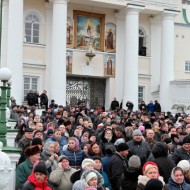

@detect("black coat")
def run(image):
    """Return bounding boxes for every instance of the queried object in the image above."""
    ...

[172,147,190,165]
[108,152,128,190]
[121,167,141,190]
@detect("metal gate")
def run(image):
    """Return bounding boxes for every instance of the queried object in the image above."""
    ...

[66,77,106,109]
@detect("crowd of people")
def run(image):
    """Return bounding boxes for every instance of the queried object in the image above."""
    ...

[11,95,190,190]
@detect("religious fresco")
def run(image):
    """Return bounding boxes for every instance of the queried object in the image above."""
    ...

[182,0,190,24]
[105,23,116,53]
[66,50,73,73]
[104,53,115,77]
[74,11,105,51]
[67,17,74,48]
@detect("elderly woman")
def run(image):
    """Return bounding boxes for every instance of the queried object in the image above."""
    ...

[49,155,76,190]
[62,137,85,169]
[72,169,104,190]
[168,167,190,189]
[41,141,58,174]
[136,161,168,190]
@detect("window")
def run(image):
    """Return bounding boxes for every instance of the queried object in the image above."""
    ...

[139,28,146,56]
[138,86,145,103]
[25,13,40,43]
[185,61,190,72]
[24,76,39,98]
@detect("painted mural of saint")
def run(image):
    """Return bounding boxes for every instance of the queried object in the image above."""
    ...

[107,56,113,75]
[106,28,114,50]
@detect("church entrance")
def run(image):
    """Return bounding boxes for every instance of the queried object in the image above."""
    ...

[66,76,106,109]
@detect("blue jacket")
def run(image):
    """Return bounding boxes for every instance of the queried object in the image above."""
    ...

[167,178,190,190]
[62,149,85,168]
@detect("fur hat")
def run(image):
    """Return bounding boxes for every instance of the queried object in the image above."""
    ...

[144,179,163,190]
[34,161,48,175]
[132,129,142,136]
[117,143,129,152]
[25,145,41,157]
[58,155,69,163]
[85,172,97,182]
[177,160,190,172]
[128,155,141,168]
[183,135,190,144]
[82,158,95,169]
[142,162,159,175]
[31,138,43,146]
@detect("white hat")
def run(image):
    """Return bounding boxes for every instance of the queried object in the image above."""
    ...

[85,172,97,182]
[177,160,190,172]
[81,158,95,169]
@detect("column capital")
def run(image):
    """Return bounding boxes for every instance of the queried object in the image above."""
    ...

[49,0,69,4]
[125,3,145,15]
[161,9,180,20]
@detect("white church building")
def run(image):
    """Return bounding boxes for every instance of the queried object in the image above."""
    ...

[2,0,190,112]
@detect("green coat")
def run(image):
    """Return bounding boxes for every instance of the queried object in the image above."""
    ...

[16,158,33,189]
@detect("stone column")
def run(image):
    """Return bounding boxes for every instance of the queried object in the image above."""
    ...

[123,5,144,110]
[160,10,179,111]
[49,0,69,106]
[6,0,23,105]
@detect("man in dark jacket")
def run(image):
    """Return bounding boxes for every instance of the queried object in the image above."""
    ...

[172,135,190,164]
[40,90,48,110]
[154,100,161,112]
[108,143,129,190]
[127,129,151,166]
[110,97,119,110]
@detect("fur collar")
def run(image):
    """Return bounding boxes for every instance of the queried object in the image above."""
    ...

[138,175,165,186]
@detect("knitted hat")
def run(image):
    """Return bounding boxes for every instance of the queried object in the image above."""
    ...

[144,179,163,190]
[85,172,97,182]
[128,155,141,168]
[33,130,43,138]
[132,129,142,136]
[117,143,129,152]
[183,135,190,144]
[31,138,43,146]
[92,156,102,163]
[142,162,159,175]
[82,158,95,169]
[58,155,69,163]
[25,145,41,157]
[34,161,48,175]
[177,160,190,172]
[25,128,34,133]
[138,125,145,132]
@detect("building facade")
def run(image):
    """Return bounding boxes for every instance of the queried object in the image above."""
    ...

[1,0,190,112]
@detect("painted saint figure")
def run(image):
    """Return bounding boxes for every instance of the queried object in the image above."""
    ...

[67,22,71,44]
[107,56,113,75]
[106,28,114,50]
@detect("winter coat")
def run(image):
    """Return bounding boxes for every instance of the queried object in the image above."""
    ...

[110,100,119,110]
[62,148,85,168]
[49,166,76,190]
[172,147,190,165]
[108,152,128,190]
[23,172,52,190]
[16,158,34,189]
[72,169,104,190]
[167,178,190,190]
[127,140,151,166]
[151,142,176,183]
[136,175,168,190]
[121,167,141,190]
